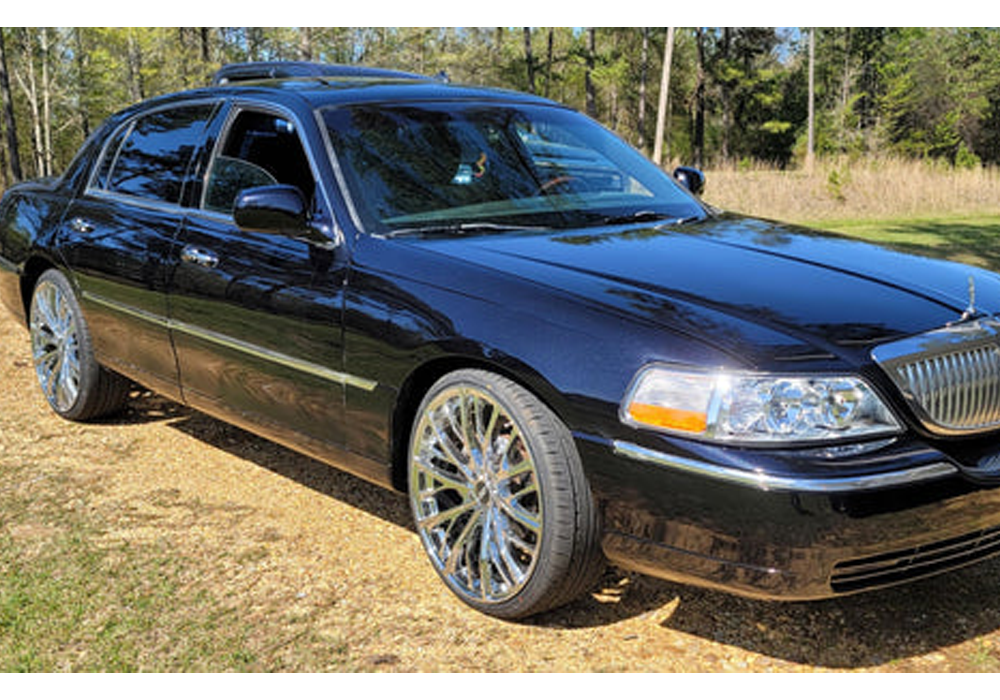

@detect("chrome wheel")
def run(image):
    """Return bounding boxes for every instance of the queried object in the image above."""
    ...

[30,277,82,413]
[410,382,543,606]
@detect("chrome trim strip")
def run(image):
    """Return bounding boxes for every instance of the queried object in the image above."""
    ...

[169,319,377,391]
[81,291,377,392]
[612,440,958,493]
[81,291,164,326]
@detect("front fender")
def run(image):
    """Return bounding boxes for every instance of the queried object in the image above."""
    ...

[341,236,727,482]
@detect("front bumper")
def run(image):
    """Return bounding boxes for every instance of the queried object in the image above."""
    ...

[579,432,1000,600]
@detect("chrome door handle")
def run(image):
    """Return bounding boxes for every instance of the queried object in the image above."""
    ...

[69,217,94,233]
[180,245,219,269]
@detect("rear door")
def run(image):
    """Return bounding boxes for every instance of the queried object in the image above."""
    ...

[60,101,219,400]
[170,102,354,455]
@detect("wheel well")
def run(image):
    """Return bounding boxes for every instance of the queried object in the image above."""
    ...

[19,257,55,317]
[388,356,563,493]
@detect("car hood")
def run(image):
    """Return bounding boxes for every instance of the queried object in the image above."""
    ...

[409,213,1000,368]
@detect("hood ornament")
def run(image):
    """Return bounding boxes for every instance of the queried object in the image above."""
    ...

[951,275,978,325]
[966,275,977,318]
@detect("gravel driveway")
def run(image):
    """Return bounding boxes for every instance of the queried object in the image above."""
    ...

[2,307,1000,672]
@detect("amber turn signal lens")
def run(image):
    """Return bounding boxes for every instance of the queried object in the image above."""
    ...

[627,402,708,433]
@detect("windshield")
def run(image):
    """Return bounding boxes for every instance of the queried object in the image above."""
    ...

[322,101,705,236]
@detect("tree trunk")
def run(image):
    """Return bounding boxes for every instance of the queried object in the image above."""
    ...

[585,27,597,119]
[40,28,53,177]
[524,27,538,95]
[692,27,707,168]
[653,27,675,166]
[806,27,815,171]
[636,27,649,153]
[0,28,22,182]
[299,27,313,61]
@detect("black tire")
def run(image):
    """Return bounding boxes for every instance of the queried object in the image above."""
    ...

[408,369,603,619]
[29,269,131,421]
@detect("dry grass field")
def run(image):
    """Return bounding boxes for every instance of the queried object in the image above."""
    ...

[704,157,1000,224]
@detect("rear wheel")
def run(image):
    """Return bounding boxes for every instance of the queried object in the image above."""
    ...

[29,269,130,421]
[408,369,603,619]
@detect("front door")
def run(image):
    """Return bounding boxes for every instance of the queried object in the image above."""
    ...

[169,105,351,455]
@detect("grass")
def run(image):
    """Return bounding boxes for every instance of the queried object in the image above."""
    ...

[0,460,244,672]
[704,156,1000,270]
[0,456,350,672]
[815,215,1000,271]
[705,156,1000,225]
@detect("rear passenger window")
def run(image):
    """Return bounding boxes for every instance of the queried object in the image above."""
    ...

[102,104,215,204]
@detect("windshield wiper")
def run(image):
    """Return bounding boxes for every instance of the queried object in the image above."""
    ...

[600,211,701,226]
[385,222,553,238]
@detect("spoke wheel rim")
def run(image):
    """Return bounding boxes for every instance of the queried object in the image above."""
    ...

[410,385,543,606]
[30,279,82,413]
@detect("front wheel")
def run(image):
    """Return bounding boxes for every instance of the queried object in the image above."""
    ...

[408,369,603,619]
[29,269,131,421]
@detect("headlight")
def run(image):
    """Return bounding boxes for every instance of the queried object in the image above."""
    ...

[621,365,902,444]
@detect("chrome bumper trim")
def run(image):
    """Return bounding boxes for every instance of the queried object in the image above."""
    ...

[612,440,958,493]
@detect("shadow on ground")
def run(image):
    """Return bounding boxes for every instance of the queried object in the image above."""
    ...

[108,390,1000,670]
[845,218,1000,271]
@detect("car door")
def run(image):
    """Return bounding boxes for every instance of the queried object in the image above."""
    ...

[170,103,354,458]
[59,100,219,401]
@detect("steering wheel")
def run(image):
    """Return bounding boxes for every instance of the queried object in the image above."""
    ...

[536,175,576,195]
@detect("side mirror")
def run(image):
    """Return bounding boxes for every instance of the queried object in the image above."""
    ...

[234,184,311,235]
[673,166,706,196]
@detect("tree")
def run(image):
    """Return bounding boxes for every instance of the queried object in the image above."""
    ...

[653,27,675,165]
[1,26,999,186]
[0,28,22,182]
[881,28,1000,164]
[523,28,536,94]
[806,28,815,170]
[584,28,597,118]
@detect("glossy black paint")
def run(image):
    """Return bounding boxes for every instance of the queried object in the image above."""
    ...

[4,71,1000,602]
[233,185,311,236]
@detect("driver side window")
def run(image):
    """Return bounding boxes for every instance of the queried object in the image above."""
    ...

[203,109,316,215]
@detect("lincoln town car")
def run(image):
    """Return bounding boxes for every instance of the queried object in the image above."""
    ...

[3,62,1000,618]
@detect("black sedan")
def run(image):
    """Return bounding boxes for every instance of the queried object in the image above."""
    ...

[3,61,1000,619]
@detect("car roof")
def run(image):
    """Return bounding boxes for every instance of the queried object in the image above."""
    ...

[102,62,563,129]
[197,62,556,110]
[211,61,434,85]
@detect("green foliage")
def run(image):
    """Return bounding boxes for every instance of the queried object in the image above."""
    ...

[880,28,1000,165]
[1,26,1000,185]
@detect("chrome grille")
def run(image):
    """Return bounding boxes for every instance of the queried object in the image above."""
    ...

[895,346,1000,431]
[872,318,1000,435]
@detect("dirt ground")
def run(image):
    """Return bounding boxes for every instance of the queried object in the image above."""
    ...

[4,307,1000,673]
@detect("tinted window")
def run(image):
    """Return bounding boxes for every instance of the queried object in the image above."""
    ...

[322,102,704,235]
[93,123,130,191]
[203,110,315,214]
[106,104,214,204]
